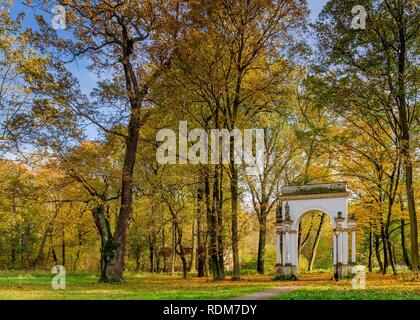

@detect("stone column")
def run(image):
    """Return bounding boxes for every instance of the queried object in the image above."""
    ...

[290,230,298,267]
[276,232,281,264]
[281,204,294,276]
[335,212,345,268]
[281,232,285,265]
[351,229,356,263]
[342,229,349,265]
[337,230,343,264]
[284,231,290,264]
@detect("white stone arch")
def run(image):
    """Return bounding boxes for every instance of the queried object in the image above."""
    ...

[275,182,357,278]
[293,209,334,272]
[293,206,335,230]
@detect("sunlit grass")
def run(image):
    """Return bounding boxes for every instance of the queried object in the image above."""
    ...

[0,271,277,300]
[272,287,420,300]
[0,271,418,300]
[271,272,420,300]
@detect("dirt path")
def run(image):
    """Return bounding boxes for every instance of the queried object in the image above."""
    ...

[230,286,298,300]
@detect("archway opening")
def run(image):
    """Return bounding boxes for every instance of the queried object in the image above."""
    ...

[297,211,333,273]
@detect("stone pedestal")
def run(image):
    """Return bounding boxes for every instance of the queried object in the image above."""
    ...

[343,263,357,276]
[336,263,354,277]
[275,263,297,277]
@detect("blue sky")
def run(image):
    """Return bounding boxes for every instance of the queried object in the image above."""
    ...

[9,0,328,140]
[12,0,328,95]
[308,0,328,20]
[11,1,98,95]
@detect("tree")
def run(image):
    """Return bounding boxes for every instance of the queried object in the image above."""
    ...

[246,118,293,274]
[163,0,308,280]
[314,0,419,275]
[0,2,50,154]
[26,0,189,281]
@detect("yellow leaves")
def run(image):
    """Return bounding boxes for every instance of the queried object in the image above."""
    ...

[36,165,65,184]
[13,213,25,224]
[18,55,50,84]
[0,9,51,100]
[80,140,101,153]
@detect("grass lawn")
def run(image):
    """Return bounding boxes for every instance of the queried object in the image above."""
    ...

[0,270,418,300]
[0,271,276,300]
[271,272,420,300]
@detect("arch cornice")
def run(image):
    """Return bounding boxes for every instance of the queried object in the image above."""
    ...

[279,192,351,201]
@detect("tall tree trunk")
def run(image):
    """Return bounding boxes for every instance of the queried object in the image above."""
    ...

[31,223,53,268]
[229,159,240,280]
[404,157,419,274]
[11,242,17,269]
[257,211,267,274]
[374,235,383,272]
[171,223,176,276]
[162,225,167,272]
[205,168,221,279]
[301,215,314,250]
[175,224,188,279]
[296,214,315,265]
[256,201,268,274]
[105,113,140,281]
[135,250,140,272]
[50,234,58,265]
[196,181,206,277]
[386,236,397,275]
[297,222,302,263]
[368,226,373,272]
[155,244,161,273]
[381,227,389,274]
[397,12,419,275]
[83,201,115,282]
[308,214,325,271]
[61,225,66,267]
[11,192,17,269]
[73,227,83,271]
[189,222,197,272]
[179,251,188,279]
[204,246,209,277]
[400,218,412,269]
[90,204,118,282]
[102,44,146,281]
[32,207,60,269]
[149,235,155,273]
[166,201,189,279]
[214,165,225,279]
[21,224,31,269]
